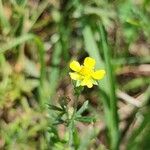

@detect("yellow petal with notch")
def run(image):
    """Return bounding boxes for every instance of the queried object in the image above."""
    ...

[92,70,106,80]
[83,57,96,69]
[69,61,81,72]
[81,77,93,88]
[69,72,81,80]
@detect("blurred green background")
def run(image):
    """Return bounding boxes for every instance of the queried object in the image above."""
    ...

[0,0,150,149]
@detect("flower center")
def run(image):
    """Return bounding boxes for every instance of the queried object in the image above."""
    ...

[79,66,93,77]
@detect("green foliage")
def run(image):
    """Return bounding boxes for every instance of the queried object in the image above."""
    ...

[0,0,150,149]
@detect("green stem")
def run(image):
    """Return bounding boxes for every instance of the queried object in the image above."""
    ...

[69,87,80,149]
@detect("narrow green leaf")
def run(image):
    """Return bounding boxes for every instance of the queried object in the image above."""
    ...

[0,0,10,33]
[75,116,96,123]
[76,100,89,115]
[99,24,119,150]
[48,104,64,112]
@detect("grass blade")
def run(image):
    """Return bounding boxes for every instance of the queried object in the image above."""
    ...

[99,24,119,150]
[0,0,10,34]
[0,34,34,53]
[83,24,113,147]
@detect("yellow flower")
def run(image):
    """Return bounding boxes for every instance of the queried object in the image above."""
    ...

[69,57,106,88]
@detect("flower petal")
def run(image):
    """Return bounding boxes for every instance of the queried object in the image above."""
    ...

[69,72,81,80]
[81,77,93,88]
[84,57,95,69]
[87,82,93,88]
[92,70,106,80]
[69,61,81,72]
